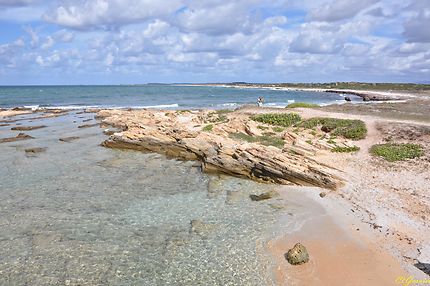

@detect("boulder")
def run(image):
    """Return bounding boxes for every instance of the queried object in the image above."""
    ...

[285,243,309,265]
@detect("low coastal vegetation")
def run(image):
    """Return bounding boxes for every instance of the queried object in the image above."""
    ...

[229,132,285,148]
[251,113,367,140]
[251,113,301,127]
[202,124,213,132]
[299,117,367,140]
[225,82,430,91]
[331,146,360,153]
[286,102,319,109]
[370,143,424,161]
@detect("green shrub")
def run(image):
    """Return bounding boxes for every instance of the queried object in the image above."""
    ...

[286,102,319,108]
[257,125,269,130]
[229,132,285,148]
[331,146,360,153]
[299,117,367,140]
[306,139,312,145]
[251,113,301,127]
[202,124,213,132]
[370,143,424,161]
[272,127,284,132]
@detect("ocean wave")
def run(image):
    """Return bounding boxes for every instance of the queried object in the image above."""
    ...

[217,102,238,107]
[35,103,180,110]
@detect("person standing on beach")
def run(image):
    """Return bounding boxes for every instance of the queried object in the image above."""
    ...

[257,97,264,107]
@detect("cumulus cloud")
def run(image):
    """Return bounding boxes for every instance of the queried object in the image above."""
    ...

[402,0,430,43]
[309,0,378,22]
[0,0,33,7]
[1,0,429,83]
[43,0,183,30]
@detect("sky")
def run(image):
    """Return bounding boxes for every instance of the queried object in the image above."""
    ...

[0,0,429,85]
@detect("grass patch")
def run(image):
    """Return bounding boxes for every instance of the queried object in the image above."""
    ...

[286,102,319,108]
[251,113,301,127]
[331,146,360,153]
[370,143,424,162]
[299,117,367,140]
[229,132,285,148]
[327,139,336,144]
[202,124,213,132]
[257,125,269,130]
[215,109,233,115]
[306,139,312,145]
[272,126,284,132]
[176,110,190,114]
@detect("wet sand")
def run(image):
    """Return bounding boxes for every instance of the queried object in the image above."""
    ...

[268,187,410,285]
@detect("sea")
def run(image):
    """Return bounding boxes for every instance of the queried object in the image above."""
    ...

[0,84,359,109]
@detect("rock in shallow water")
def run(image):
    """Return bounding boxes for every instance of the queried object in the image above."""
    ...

[59,136,80,142]
[285,243,309,265]
[11,125,46,131]
[190,219,217,239]
[0,133,34,143]
[24,147,47,154]
[249,190,278,201]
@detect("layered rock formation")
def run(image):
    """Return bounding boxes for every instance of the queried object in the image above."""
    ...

[98,109,344,190]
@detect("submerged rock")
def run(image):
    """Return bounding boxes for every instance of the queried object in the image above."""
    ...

[11,125,46,131]
[249,190,278,201]
[226,190,244,204]
[78,123,99,129]
[285,243,309,265]
[190,219,217,239]
[0,133,34,143]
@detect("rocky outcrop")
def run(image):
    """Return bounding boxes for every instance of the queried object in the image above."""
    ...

[98,109,344,190]
[325,89,402,101]
[285,243,309,265]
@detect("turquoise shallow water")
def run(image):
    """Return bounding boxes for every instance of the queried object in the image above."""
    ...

[0,85,359,109]
[0,111,295,285]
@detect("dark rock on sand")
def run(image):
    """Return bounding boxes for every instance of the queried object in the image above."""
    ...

[59,136,80,142]
[78,123,99,129]
[285,243,310,265]
[319,192,327,198]
[24,147,47,154]
[250,190,278,201]
[321,125,334,133]
[11,125,46,131]
[0,133,34,143]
